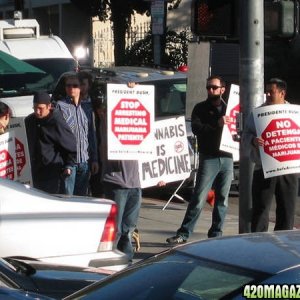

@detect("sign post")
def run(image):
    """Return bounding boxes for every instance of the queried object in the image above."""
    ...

[151,0,166,65]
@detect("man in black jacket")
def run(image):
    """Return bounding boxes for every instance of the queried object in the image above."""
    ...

[167,75,233,244]
[25,92,77,193]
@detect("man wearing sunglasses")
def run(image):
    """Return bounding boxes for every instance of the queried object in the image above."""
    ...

[167,75,233,244]
[55,73,98,196]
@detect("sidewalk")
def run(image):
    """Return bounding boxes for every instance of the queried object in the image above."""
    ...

[134,196,240,262]
[134,195,299,262]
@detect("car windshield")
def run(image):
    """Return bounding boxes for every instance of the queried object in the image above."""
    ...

[69,252,268,300]
[142,79,187,117]
[0,58,77,98]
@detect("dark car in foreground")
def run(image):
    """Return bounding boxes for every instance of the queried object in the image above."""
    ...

[64,230,300,299]
[0,257,110,299]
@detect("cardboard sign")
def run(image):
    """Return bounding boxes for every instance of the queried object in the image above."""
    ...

[107,84,155,160]
[253,104,300,178]
[7,117,32,184]
[220,84,240,161]
[139,116,191,188]
[0,132,17,180]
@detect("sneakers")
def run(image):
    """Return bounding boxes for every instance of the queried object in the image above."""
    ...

[166,235,187,245]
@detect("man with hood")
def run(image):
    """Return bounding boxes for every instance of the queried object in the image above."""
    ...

[167,75,233,244]
[25,92,77,193]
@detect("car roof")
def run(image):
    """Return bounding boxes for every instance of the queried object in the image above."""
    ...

[84,66,187,84]
[176,230,300,274]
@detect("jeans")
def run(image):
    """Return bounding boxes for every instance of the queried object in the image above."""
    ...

[63,162,90,196]
[177,155,233,239]
[104,183,142,262]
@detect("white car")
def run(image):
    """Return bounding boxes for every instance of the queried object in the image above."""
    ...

[0,178,128,271]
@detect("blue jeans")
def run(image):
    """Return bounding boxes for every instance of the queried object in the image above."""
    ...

[177,155,233,239]
[104,183,142,262]
[63,162,90,196]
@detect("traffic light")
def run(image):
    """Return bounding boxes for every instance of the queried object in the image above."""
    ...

[191,0,298,40]
[264,0,297,38]
[191,0,237,39]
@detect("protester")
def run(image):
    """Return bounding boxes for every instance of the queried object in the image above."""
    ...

[166,75,233,244]
[78,70,93,104]
[243,78,298,232]
[0,102,11,135]
[78,70,100,195]
[92,82,140,262]
[25,92,77,193]
[55,73,98,196]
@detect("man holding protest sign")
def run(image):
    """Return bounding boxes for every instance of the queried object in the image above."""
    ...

[243,78,298,232]
[167,75,233,244]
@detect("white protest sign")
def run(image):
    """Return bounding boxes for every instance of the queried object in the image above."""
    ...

[8,117,32,184]
[139,116,191,188]
[220,84,240,161]
[0,131,17,180]
[107,84,155,160]
[253,104,300,178]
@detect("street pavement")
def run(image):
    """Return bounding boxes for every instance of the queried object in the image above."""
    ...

[133,193,300,263]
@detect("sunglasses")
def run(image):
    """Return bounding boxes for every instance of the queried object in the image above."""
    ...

[66,83,80,88]
[206,85,222,90]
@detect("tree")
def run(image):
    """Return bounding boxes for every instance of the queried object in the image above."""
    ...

[70,0,181,65]
[125,28,191,68]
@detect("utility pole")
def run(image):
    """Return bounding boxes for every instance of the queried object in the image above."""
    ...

[239,0,265,233]
[151,0,166,65]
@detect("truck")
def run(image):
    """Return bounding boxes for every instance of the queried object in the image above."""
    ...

[0,16,77,117]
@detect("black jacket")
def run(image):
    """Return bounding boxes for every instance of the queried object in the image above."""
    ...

[25,109,77,180]
[191,98,232,157]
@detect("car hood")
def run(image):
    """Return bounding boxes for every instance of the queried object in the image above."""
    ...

[176,230,300,274]
[6,259,110,299]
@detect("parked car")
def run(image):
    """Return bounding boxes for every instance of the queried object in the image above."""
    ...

[52,66,188,120]
[0,287,52,300]
[0,257,110,299]
[64,230,300,299]
[0,178,128,271]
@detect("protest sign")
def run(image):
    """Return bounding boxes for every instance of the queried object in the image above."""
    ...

[139,116,191,188]
[107,84,155,160]
[7,117,32,184]
[220,84,240,161]
[0,132,17,180]
[253,104,300,178]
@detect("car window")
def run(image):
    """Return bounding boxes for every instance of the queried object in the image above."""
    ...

[0,58,77,98]
[0,73,54,98]
[68,252,267,300]
[148,80,187,118]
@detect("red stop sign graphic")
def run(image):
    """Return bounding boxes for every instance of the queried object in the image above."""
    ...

[111,99,150,145]
[227,104,240,136]
[15,138,26,176]
[261,118,300,162]
[0,150,15,180]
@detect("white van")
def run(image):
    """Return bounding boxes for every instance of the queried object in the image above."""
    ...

[0,18,77,117]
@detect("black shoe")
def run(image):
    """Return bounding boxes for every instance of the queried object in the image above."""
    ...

[166,235,187,245]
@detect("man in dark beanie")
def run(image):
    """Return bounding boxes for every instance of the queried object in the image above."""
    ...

[25,91,77,193]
